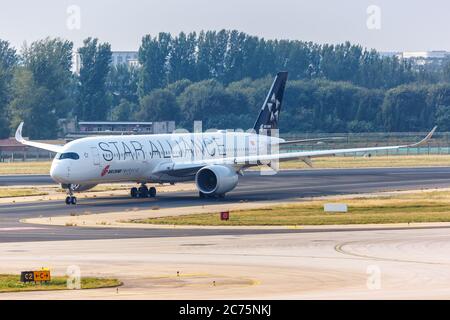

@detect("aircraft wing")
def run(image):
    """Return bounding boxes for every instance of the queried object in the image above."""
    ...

[15,122,64,153]
[164,126,437,173]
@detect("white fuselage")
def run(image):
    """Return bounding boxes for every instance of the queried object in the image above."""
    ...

[50,132,281,185]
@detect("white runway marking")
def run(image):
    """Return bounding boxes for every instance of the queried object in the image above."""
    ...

[0,227,46,232]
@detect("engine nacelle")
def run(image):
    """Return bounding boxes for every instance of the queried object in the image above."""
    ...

[62,184,98,192]
[195,165,239,196]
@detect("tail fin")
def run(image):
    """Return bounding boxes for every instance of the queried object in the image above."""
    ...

[253,71,288,133]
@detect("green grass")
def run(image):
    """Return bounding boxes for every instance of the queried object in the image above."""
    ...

[133,190,450,226]
[0,189,48,198]
[0,274,121,293]
[281,155,450,169]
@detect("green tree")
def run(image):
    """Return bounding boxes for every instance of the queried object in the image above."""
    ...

[443,57,450,82]
[138,33,171,96]
[435,105,450,131]
[0,40,18,71]
[22,38,76,118]
[137,89,180,122]
[223,30,246,83]
[0,68,11,138]
[168,32,197,83]
[110,99,139,121]
[77,38,112,120]
[427,83,450,131]
[226,76,272,114]
[382,85,429,131]
[107,64,139,107]
[177,79,247,129]
[166,79,192,96]
[354,88,384,129]
[9,68,56,139]
[285,41,311,80]
[136,30,422,90]
[0,40,18,137]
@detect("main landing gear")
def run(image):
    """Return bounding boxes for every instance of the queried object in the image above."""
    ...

[131,184,157,198]
[65,186,77,205]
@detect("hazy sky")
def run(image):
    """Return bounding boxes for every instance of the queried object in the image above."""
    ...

[0,0,448,52]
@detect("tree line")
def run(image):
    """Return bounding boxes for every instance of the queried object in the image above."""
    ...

[1,30,450,139]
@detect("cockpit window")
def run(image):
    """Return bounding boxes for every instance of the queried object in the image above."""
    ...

[59,152,80,160]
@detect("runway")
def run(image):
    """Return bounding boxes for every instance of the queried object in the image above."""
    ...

[3,227,450,299]
[0,174,53,186]
[2,167,450,243]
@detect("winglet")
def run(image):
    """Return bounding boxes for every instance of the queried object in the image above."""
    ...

[15,122,25,143]
[408,126,437,148]
[14,122,64,153]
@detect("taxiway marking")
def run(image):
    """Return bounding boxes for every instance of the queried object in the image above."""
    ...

[0,227,47,231]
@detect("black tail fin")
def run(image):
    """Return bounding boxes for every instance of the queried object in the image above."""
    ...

[253,71,288,133]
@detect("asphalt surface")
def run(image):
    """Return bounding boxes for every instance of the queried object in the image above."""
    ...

[0,174,53,186]
[2,167,450,243]
[4,227,450,299]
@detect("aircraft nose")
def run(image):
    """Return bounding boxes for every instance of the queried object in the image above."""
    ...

[50,161,69,183]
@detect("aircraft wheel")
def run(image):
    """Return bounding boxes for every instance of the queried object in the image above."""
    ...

[66,196,77,205]
[148,187,156,198]
[138,186,149,198]
[130,187,138,198]
[199,191,206,199]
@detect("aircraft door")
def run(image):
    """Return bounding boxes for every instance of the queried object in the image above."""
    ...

[91,147,100,166]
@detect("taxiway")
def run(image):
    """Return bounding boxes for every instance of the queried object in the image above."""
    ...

[1,167,450,243]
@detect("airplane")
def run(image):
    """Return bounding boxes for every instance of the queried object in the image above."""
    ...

[15,71,437,205]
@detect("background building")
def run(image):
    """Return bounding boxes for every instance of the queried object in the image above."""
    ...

[380,50,450,67]
[110,51,139,67]
[65,121,176,139]
[73,51,139,74]
[401,50,450,68]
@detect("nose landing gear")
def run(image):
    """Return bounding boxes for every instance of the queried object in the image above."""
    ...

[64,185,77,205]
[65,196,77,205]
[130,184,157,198]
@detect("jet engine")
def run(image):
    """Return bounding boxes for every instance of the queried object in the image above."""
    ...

[195,165,239,196]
